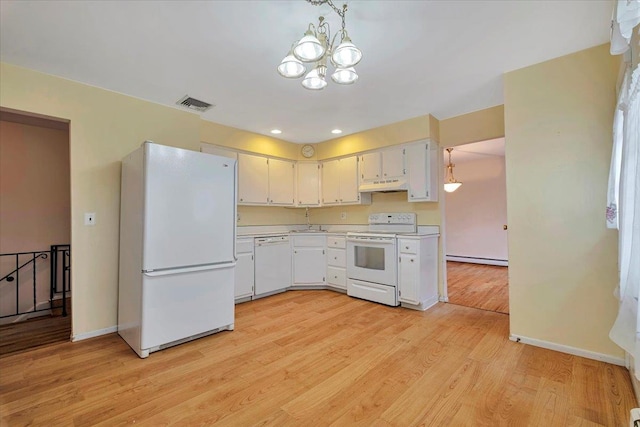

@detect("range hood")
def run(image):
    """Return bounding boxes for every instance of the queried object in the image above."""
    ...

[358,178,408,193]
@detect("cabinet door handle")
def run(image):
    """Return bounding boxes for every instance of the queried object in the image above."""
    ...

[410,259,414,262]
[405,246,409,250]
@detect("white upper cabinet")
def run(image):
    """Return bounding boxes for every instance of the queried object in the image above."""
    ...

[238,153,295,206]
[382,147,405,179]
[406,141,439,202]
[360,147,405,184]
[296,162,321,207]
[322,156,370,205]
[321,159,341,205]
[360,152,382,182]
[238,153,269,205]
[268,158,295,205]
[338,156,361,204]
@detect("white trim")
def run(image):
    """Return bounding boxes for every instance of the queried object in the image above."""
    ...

[401,295,439,311]
[626,352,640,406]
[72,325,117,342]
[509,334,625,366]
[446,255,508,267]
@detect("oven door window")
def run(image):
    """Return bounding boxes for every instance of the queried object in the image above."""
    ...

[354,246,385,270]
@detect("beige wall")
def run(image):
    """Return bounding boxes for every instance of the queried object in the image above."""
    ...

[316,115,433,159]
[504,44,622,357]
[0,62,311,335]
[0,62,204,337]
[200,120,301,160]
[440,105,504,147]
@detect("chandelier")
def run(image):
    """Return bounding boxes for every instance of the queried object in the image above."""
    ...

[277,0,362,90]
[444,148,463,193]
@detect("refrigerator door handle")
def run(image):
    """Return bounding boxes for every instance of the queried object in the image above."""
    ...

[233,160,238,262]
[143,262,236,277]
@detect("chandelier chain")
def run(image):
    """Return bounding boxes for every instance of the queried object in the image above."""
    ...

[306,0,348,40]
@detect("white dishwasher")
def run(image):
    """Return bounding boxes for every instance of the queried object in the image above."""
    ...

[254,235,292,297]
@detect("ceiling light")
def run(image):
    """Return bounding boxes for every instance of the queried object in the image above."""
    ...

[331,67,358,85]
[331,129,342,134]
[278,0,362,91]
[444,148,463,193]
[301,65,328,90]
[277,52,305,78]
[270,129,282,134]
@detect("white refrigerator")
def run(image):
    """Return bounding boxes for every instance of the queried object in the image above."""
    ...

[118,141,236,358]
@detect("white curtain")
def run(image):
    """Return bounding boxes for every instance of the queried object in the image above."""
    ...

[610,0,640,55]
[609,62,640,378]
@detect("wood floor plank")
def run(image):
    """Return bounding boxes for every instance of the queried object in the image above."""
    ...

[0,290,634,426]
[447,261,509,314]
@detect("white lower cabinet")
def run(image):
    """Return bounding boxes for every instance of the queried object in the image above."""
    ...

[326,234,347,290]
[235,238,255,301]
[398,235,439,310]
[292,234,326,287]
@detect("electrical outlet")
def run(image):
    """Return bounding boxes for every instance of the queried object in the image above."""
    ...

[237,213,241,221]
[340,212,347,220]
[84,212,96,226]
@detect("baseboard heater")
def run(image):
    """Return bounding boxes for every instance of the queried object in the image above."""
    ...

[446,255,508,267]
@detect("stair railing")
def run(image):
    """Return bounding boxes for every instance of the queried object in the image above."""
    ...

[0,245,71,319]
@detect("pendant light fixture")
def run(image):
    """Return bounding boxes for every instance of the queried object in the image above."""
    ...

[277,0,362,90]
[444,148,463,193]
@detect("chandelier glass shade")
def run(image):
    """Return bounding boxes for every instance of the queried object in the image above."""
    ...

[444,148,463,193]
[277,52,306,79]
[302,65,328,90]
[331,66,358,84]
[278,1,362,90]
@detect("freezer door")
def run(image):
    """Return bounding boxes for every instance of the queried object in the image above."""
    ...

[140,265,235,351]
[143,143,236,271]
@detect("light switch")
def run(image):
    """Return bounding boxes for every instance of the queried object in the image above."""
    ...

[85,212,96,226]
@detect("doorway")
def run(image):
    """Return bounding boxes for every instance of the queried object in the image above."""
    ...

[0,108,72,355]
[442,138,509,314]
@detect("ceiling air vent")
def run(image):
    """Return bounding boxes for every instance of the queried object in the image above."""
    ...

[176,95,214,112]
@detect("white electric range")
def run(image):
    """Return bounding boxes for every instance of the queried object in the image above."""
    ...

[346,213,418,306]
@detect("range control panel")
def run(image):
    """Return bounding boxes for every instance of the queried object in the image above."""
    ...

[368,213,416,226]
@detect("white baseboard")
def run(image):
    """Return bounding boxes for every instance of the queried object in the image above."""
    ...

[509,334,625,366]
[401,295,439,311]
[72,325,117,342]
[626,353,640,406]
[446,256,508,267]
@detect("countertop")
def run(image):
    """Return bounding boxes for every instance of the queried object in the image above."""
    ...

[237,224,439,238]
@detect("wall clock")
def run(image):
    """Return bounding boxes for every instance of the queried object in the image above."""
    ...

[301,144,315,158]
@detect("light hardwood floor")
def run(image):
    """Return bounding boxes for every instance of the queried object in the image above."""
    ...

[0,291,634,426]
[447,261,509,314]
[0,298,71,357]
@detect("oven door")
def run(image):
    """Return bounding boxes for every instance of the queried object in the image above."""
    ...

[346,235,397,287]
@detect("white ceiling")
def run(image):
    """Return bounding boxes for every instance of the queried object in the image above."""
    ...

[0,1,612,144]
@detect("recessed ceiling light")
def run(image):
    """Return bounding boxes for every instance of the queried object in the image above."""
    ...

[331,129,343,134]
[270,129,282,134]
